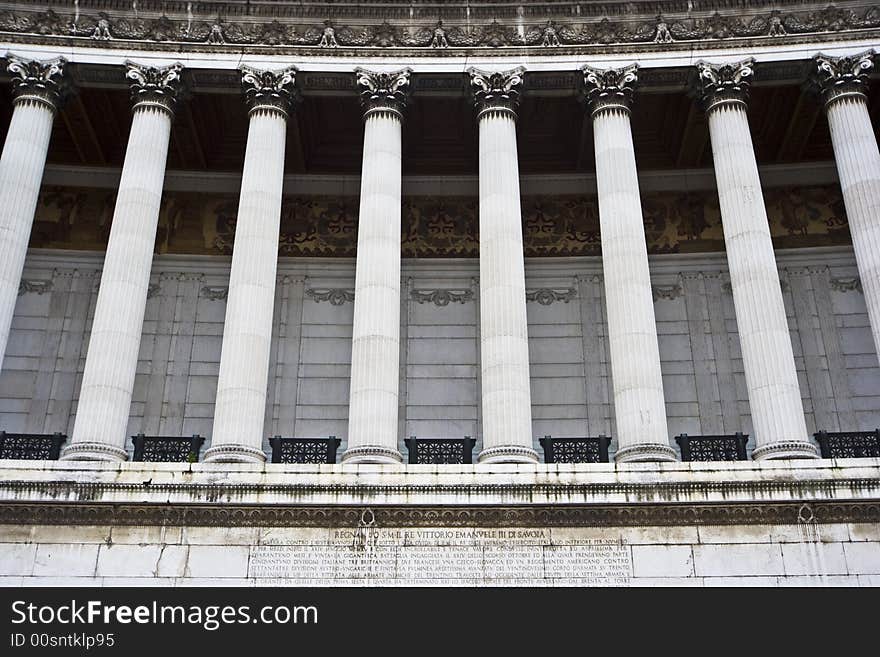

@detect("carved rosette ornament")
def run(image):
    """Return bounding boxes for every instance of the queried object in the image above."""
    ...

[811,51,875,109]
[355,67,411,120]
[5,53,69,112]
[125,61,184,116]
[240,65,300,119]
[468,67,525,120]
[580,63,638,117]
[694,58,755,114]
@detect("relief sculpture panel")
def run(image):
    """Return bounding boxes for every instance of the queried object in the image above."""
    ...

[28,185,851,257]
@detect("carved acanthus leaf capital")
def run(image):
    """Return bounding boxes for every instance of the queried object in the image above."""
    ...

[240,65,300,118]
[6,53,70,112]
[811,51,875,109]
[694,58,755,114]
[126,61,185,116]
[355,67,411,119]
[580,64,638,116]
[468,66,525,119]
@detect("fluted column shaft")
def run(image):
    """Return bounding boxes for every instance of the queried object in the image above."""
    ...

[469,67,537,463]
[65,62,182,461]
[0,56,67,371]
[698,60,816,460]
[343,68,410,463]
[814,52,880,365]
[583,64,675,462]
[205,66,297,463]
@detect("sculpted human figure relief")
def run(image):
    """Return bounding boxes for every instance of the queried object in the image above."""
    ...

[431,21,448,48]
[319,23,338,48]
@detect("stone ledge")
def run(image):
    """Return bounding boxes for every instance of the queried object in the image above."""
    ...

[0,460,877,519]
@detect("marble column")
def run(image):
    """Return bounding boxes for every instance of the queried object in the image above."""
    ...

[581,65,675,462]
[342,68,411,464]
[812,51,880,366]
[0,55,69,371]
[696,59,816,460]
[63,62,184,461]
[468,68,538,464]
[205,67,299,463]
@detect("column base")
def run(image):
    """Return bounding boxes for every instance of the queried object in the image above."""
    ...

[752,440,819,460]
[478,445,540,464]
[341,445,403,465]
[203,444,267,464]
[60,442,128,462]
[615,443,678,463]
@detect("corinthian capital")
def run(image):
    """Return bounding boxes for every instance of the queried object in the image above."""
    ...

[468,67,525,119]
[6,53,70,112]
[694,58,755,114]
[580,64,638,117]
[355,67,411,119]
[241,65,300,119]
[811,51,875,109]
[126,61,185,116]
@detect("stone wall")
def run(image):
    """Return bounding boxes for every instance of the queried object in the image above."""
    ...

[2,245,878,459]
[1,521,879,587]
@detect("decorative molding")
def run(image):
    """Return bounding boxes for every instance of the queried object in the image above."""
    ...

[526,288,577,305]
[17,279,52,296]
[0,4,878,55]
[305,288,354,305]
[830,276,863,293]
[5,53,69,111]
[694,58,755,113]
[200,285,228,301]
[580,63,638,117]
[0,498,877,528]
[652,284,684,301]
[410,288,473,306]
[125,60,184,116]
[468,67,525,119]
[355,67,411,119]
[240,65,300,118]
[811,50,875,108]
[146,283,160,299]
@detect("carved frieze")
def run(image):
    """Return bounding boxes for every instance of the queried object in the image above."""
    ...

[526,288,577,305]
[306,288,355,305]
[410,289,473,306]
[28,185,852,258]
[0,3,877,55]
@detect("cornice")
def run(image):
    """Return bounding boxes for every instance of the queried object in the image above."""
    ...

[0,2,877,57]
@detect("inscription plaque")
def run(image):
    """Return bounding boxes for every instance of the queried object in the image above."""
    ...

[248,526,633,586]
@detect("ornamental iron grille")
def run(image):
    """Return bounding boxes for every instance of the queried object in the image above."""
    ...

[814,430,880,459]
[132,434,204,462]
[405,436,476,464]
[675,432,749,462]
[270,436,341,464]
[539,435,611,463]
[0,432,66,460]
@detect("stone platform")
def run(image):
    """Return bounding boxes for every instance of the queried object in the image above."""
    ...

[0,460,878,586]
